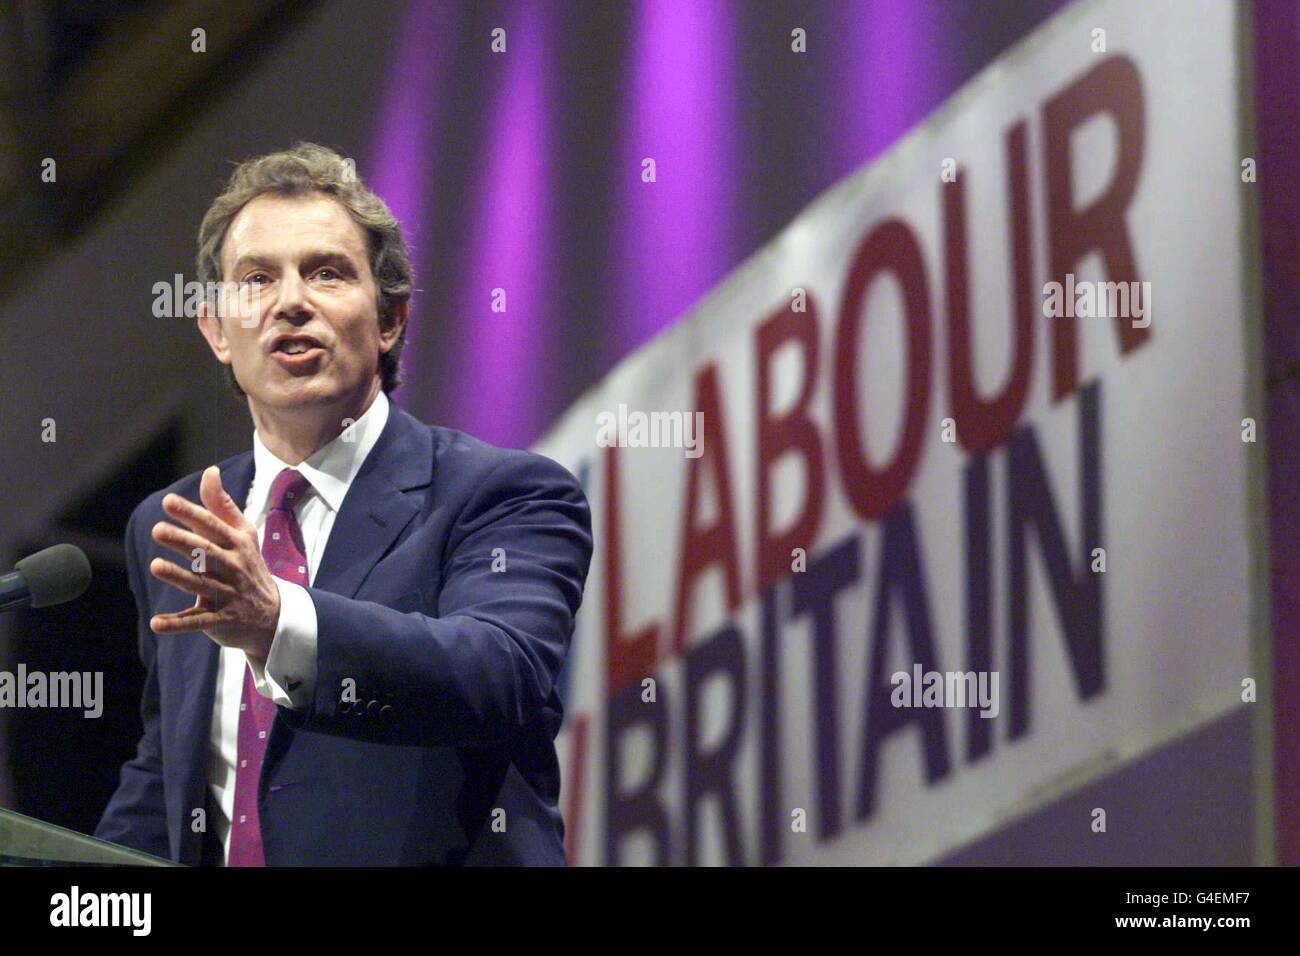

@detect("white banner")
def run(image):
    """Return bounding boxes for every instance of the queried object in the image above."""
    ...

[536,0,1254,866]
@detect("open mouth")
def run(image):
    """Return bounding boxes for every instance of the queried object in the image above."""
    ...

[269,335,325,369]
[271,342,324,369]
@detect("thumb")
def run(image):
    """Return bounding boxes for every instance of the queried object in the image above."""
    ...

[201,465,247,528]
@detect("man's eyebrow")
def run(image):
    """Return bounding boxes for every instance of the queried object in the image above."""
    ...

[227,253,272,273]
[228,249,360,273]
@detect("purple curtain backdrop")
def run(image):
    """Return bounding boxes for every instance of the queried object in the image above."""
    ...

[363,0,1072,450]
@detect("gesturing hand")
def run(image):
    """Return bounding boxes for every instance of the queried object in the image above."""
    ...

[148,465,281,666]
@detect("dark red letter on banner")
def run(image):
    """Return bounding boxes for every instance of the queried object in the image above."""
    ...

[755,300,825,591]
[604,445,659,698]
[1043,54,1151,402]
[834,219,933,520]
[673,364,743,653]
[945,121,1036,454]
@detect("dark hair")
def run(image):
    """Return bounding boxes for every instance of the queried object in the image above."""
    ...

[195,142,413,396]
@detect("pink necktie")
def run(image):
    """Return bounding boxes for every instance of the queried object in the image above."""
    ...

[227,467,312,867]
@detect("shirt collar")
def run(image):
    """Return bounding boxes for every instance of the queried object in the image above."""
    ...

[246,389,391,519]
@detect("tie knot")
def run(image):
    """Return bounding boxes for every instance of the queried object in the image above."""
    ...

[268,468,312,513]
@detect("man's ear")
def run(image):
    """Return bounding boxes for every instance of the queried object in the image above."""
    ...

[379,299,409,353]
[196,298,231,364]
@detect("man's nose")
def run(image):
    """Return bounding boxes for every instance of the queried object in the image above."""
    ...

[272,270,311,321]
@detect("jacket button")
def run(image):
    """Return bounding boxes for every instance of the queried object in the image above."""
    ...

[379,705,393,721]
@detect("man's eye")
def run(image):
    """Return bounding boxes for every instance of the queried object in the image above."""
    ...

[315,268,339,280]
[244,273,269,285]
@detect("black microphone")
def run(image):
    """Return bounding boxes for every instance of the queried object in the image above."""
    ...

[0,544,92,612]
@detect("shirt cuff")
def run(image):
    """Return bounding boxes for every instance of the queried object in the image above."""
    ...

[247,577,318,710]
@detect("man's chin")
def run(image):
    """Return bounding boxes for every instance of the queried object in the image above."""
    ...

[248,379,337,409]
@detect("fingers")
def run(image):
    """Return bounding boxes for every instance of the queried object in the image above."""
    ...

[161,491,241,549]
[149,555,238,604]
[151,520,236,577]
[149,468,263,640]
[150,606,224,635]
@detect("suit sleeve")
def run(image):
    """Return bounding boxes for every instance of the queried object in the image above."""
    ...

[93,506,172,860]
[282,450,593,748]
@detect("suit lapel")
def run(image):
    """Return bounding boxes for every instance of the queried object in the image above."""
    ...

[311,404,432,599]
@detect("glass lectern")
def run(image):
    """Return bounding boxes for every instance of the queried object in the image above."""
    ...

[0,807,175,865]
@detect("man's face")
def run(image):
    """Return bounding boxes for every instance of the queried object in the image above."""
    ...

[198,192,402,413]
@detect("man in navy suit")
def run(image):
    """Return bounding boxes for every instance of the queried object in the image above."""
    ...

[94,143,592,865]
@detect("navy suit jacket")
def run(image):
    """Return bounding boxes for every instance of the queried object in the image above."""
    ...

[94,402,592,865]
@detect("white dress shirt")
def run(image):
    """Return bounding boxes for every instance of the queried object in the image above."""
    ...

[205,389,390,865]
